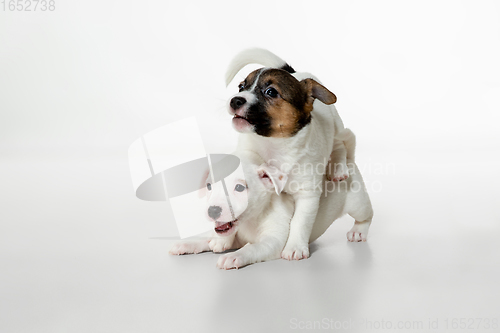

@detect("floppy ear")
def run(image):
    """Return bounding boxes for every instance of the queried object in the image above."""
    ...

[256,164,288,195]
[301,78,337,111]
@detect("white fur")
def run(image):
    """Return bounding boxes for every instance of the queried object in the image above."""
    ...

[169,50,373,268]
[169,136,373,269]
[169,150,295,269]
[326,128,356,181]
[226,49,347,260]
[311,130,373,243]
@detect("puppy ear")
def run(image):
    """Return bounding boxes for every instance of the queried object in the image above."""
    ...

[257,164,288,195]
[301,78,337,111]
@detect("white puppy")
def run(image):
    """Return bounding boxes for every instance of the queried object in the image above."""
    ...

[225,48,348,260]
[169,150,294,270]
[169,131,373,269]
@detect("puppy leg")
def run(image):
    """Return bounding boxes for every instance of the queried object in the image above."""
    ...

[169,230,218,255]
[326,140,349,182]
[209,233,237,253]
[217,236,285,269]
[344,169,373,242]
[169,239,211,255]
[326,129,356,182]
[281,193,320,260]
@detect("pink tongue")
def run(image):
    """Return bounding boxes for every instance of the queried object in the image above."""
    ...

[215,222,231,231]
[233,117,251,130]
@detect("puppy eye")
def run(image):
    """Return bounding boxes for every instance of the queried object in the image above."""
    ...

[265,87,278,98]
[238,83,245,92]
[206,183,212,191]
[234,184,246,192]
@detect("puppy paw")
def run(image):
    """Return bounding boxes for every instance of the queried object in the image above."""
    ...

[169,240,208,255]
[346,222,370,242]
[281,243,310,260]
[332,173,349,182]
[326,162,349,182]
[209,237,233,253]
[217,252,247,270]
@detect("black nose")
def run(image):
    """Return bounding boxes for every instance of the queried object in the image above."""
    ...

[230,96,246,110]
[208,206,222,220]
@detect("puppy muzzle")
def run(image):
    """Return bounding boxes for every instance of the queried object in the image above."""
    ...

[214,220,238,235]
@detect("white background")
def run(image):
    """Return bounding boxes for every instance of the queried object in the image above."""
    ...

[1,1,500,332]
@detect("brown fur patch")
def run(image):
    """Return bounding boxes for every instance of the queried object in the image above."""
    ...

[301,78,337,112]
[240,69,262,90]
[266,99,303,137]
[238,68,336,138]
[256,70,310,137]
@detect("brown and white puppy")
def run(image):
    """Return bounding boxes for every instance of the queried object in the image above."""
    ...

[226,48,350,260]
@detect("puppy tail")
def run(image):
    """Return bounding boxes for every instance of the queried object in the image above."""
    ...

[225,48,295,86]
[336,128,356,162]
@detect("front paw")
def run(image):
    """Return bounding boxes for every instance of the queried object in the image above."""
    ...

[209,237,233,253]
[216,252,247,270]
[281,242,310,260]
[169,240,208,255]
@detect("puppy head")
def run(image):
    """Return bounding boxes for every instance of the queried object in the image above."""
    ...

[204,165,247,237]
[228,68,336,138]
[203,158,288,237]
